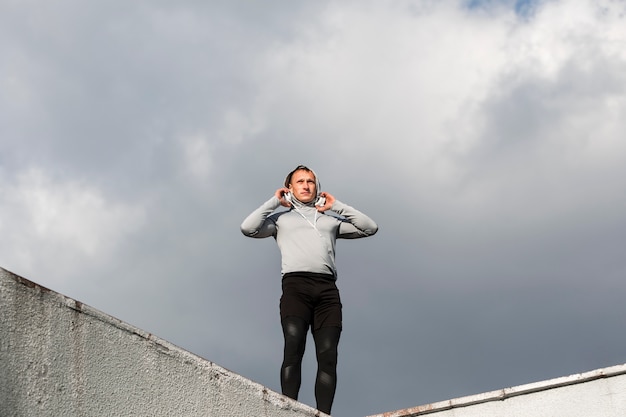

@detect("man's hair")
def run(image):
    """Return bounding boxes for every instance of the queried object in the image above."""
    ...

[284,165,315,187]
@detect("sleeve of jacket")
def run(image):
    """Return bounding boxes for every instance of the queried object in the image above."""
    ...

[240,197,281,238]
[331,200,378,239]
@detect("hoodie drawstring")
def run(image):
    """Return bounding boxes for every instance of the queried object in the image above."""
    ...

[292,202,322,237]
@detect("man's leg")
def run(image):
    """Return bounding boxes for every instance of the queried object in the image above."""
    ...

[312,326,341,415]
[280,316,309,400]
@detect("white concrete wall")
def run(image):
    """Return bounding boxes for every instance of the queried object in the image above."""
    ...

[3,265,625,417]
[367,364,626,417]
[0,267,327,417]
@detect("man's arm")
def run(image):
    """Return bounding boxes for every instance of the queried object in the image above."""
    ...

[331,199,379,239]
[240,196,282,238]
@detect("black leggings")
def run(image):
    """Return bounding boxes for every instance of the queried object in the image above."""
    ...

[280,316,341,415]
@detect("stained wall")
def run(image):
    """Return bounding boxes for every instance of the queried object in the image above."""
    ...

[0,267,327,417]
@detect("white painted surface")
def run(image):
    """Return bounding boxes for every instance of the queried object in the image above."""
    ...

[367,364,626,417]
[0,267,327,417]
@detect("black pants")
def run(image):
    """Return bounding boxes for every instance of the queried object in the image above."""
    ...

[281,317,341,415]
[279,273,342,415]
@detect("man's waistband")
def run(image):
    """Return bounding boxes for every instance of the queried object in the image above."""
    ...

[282,271,337,281]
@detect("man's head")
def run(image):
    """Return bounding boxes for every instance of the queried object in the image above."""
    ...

[285,165,318,204]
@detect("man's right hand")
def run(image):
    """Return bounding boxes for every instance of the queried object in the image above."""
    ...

[275,188,292,207]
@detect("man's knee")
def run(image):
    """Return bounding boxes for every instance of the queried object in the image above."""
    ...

[282,316,309,357]
[314,326,340,367]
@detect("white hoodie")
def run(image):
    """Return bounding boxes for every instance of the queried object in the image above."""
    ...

[240,192,378,278]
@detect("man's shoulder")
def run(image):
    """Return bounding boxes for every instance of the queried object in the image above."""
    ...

[269,209,293,221]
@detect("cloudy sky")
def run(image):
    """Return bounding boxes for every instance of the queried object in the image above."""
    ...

[2,0,626,415]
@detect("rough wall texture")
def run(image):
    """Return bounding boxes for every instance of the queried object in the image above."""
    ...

[3,265,625,417]
[0,267,327,417]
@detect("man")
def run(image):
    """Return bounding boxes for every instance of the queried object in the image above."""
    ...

[240,165,378,415]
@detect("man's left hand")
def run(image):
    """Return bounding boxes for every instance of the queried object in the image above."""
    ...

[316,192,334,212]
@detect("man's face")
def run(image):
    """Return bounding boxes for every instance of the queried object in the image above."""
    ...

[289,169,317,203]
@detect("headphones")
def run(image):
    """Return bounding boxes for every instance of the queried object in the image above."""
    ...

[283,192,326,207]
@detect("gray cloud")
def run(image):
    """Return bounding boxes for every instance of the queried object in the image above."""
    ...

[2,1,626,416]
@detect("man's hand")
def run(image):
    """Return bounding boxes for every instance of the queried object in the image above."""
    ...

[275,187,292,207]
[316,192,335,212]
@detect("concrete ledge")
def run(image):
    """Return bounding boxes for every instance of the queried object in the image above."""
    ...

[4,264,625,417]
[367,363,626,417]
[0,267,327,417]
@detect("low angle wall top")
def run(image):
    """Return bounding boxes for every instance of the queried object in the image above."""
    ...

[0,267,327,417]
[3,265,625,417]
[367,364,626,417]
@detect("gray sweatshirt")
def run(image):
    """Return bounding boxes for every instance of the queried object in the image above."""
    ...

[240,196,378,277]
